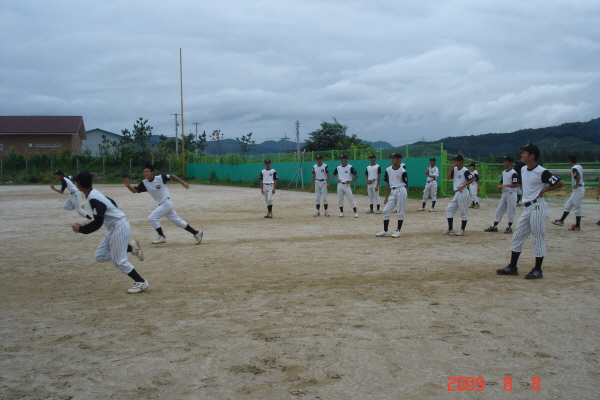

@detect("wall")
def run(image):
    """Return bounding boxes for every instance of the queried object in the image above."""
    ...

[0,134,76,155]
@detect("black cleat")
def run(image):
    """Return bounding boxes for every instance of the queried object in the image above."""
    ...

[525,269,543,280]
[496,265,519,275]
[485,226,499,232]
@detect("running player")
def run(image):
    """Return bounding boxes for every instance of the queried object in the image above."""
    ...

[124,165,202,244]
[444,155,476,236]
[418,157,438,212]
[311,155,330,217]
[468,162,480,209]
[365,154,381,214]
[333,154,359,218]
[484,156,520,233]
[71,171,148,294]
[260,158,278,219]
[50,170,92,220]
[376,153,408,238]
[496,143,564,279]
[551,155,585,231]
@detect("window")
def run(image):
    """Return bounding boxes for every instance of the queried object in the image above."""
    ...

[33,143,62,148]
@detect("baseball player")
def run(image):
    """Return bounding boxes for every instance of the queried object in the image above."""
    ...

[376,153,408,238]
[551,155,585,231]
[365,154,381,214]
[444,155,476,236]
[333,154,359,218]
[71,171,148,294]
[124,164,202,244]
[310,155,330,217]
[260,158,278,219]
[468,162,480,209]
[484,156,520,234]
[50,170,92,220]
[496,144,564,279]
[418,157,438,212]
[597,184,600,226]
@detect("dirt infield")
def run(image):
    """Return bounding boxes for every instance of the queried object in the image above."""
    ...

[1,184,599,399]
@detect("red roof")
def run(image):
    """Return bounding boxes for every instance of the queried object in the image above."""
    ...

[0,116,86,139]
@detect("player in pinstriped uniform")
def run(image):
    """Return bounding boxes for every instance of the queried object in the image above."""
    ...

[551,154,585,231]
[50,170,92,220]
[124,164,202,244]
[376,153,408,238]
[468,162,480,208]
[333,154,359,218]
[260,158,278,219]
[484,156,520,234]
[311,155,330,217]
[444,155,476,236]
[496,144,564,279]
[71,171,148,294]
[365,154,381,214]
[418,157,438,212]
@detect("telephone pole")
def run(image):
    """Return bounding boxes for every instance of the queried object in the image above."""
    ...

[281,133,289,154]
[295,121,300,160]
[171,113,180,154]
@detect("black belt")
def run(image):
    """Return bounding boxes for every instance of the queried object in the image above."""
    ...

[524,199,538,207]
[316,179,325,181]
[391,187,400,190]
[159,197,171,205]
[70,191,76,195]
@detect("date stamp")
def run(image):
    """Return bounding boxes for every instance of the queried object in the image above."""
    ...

[447,376,541,391]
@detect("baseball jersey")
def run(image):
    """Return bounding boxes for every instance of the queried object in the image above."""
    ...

[500,169,519,192]
[450,167,474,191]
[471,169,480,182]
[365,164,381,182]
[520,165,561,203]
[79,189,125,234]
[571,164,584,187]
[312,163,329,180]
[135,174,172,204]
[260,168,278,184]
[426,166,439,182]
[60,177,79,194]
[384,165,408,188]
[334,164,357,182]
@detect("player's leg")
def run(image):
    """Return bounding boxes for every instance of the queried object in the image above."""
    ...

[430,182,437,211]
[569,188,584,230]
[505,191,517,233]
[314,183,321,216]
[445,194,459,234]
[456,190,469,234]
[374,184,381,213]
[377,191,397,236]
[392,187,407,237]
[337,185,345,216]
[525,200,549,279]
[322,181,329,216]
[497,207,531,275]
[110,219,149,293]
[492,193,508,227]
[346,186,358,217]
[420,184,429,210]
[367,184,375,212]
[148,203,170,243]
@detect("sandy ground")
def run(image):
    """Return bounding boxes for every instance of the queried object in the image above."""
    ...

[1,183,599,400]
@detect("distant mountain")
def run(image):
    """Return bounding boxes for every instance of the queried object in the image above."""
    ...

[364,140,394,149]
[203,139,303,155]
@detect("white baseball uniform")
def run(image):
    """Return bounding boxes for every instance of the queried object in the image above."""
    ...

[563,164,585,217]
[334,164,357,208]
[446,167,474,220]
[365,164,381,206]
[494,169,519,224]
[469,169,479,203]
[60,177,88,218]
[511,165,561,257]
[312,163,329,205]
[422,166,438,203]
[79,188,135,275]
[135,174,188,229]
[260,168,278,206]
[383,165,408,220]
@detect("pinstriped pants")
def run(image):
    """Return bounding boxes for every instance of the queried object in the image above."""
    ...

[315,180,328,205]
[64,191,88,218]
[469,182,479,203]
[383,187,407,220]
[422,180,437,202]
[511,198,549,257]
[446,190,469,220]
[337,183,357,208]
[367,181,380,205]
[148,199,187,229]
[495,190,517,224]
[94,217,135,275]
[564,187,585,217]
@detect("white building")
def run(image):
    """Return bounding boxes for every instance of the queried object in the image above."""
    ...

[82,128,121,156]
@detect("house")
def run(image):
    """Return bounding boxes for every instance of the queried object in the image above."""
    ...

[82,128,121,156]
[0,116,87,155]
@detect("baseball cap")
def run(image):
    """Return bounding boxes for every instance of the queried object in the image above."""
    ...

[429,157,436,162]
[339,154,348,159]
[315,154,323,160]
[53,169,64,175]
[452,154,464,161]
[389,152,403,159]
[368,154,376,159]
[519,143,540,158]
[468,161,476,167]
[501,155,514,162]
[264,158,272,163]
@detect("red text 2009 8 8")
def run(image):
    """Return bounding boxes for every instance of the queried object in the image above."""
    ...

[447,376,541,391]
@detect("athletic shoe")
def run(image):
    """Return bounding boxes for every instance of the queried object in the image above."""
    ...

[496,265,518,275]
[375,230,390,237]
[391,230,401,238]
[314,210,320,217]
[393,210,397,213]
[366,209,374,214]
[129,240,144,261]
[469,203,475,209]
[429,207,435,212]
[354,212,359,218]
[516,203,522,207]
[325,210,330,217]
[525,269,543,280]
[375,210,381,214]
[339,212,344,218]
[596,220,600,226]
[194,231,203,244]
[417,207,424,211]
[267,213,273,219]
[551,220,564,226]
[484,226,498,232]
[568,225,581,231]
[474,204,480,209]
[127,280,149,294]
[264,213,270,218]
[443,229,454,235]
[504,227,513,234]
[152,236,167,244]
[455,229,465,236]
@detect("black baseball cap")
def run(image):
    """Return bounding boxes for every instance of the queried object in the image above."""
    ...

[340,154,348,159]
[368,154,376,159]
[519,143,540,158]
[53,169,64,176]
[468,161,476,167]
[264,158,272,163]
[501,155,514,162]
[315,154,323,160]
[73,171,93,189]
[389,152,403,159]
[452,154,464,161]
[429,157,436,162]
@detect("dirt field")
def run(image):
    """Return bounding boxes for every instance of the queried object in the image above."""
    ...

[1,183,599,399]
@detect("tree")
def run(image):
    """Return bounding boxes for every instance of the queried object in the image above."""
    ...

[196,131,208,153]
[236,132,255,155]
[303,118,367,151]
[211,130,223,155]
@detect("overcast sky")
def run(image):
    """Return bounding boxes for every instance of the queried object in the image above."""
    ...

[1,0,599,146]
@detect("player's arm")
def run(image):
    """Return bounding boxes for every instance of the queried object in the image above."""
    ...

[538,171,564,198]
[459,171,476,192]
[572,168,581,189]
[376,166,381,186]
[50,185,65,194]
[350,168,358,184]
[73,199,105,234]
[325,167,330,187]
[272,172,277,193]
[311,169,316,187]
[365,168,370,184]
[333,168,341,183]
[123,177,139,193]
[446,163,455,180]
[170,174,190,189]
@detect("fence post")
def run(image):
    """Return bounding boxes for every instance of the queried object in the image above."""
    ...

[129,159,132,178]
[26,159,28,183]
[103,158,105,177]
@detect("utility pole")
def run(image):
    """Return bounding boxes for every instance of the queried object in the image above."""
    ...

[193,122,201,156]
[295,120,300,160]
[171,113,180,154]
[281,133,289,154]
